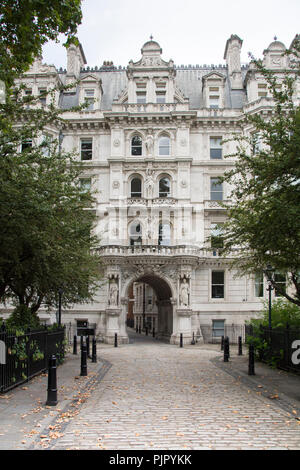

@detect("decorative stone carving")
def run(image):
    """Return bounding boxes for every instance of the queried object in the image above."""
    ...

[145,169,155,198]
[179,276,190,307]
[108,276,119,306]
[145,134,154,156]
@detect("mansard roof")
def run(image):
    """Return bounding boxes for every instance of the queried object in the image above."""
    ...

[58,63,248,111]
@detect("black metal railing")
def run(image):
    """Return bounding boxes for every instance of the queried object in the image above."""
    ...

[0,325,65,393]
[245,324,300,374]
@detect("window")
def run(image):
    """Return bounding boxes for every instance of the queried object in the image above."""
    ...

[38,88,47,106]
[255,272,264,297]
[211,223,224,249]
[131,178,142,198]
[24,89,32,96]
[41,134,52,157]
[80,139,93,161]
[21,139,32,152]
[129,221,142,246]
[158,136,170,156]
[80,178,92,193]
[258,83,267,97]
[131,136,142,156]
[84,89,95,110]
[212,320,225,338]
[136,92,146,103]
[212,271,224,298]
[158,223,171,246]
[274,272,286,297]
[210,137,222,159]
[210,178,223,201]
[156,91,166,104]
[159,177,171,197]
[209,88,220,109]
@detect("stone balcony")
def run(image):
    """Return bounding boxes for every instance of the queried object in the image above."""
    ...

[98,244,237,259]
[127,197,177,206]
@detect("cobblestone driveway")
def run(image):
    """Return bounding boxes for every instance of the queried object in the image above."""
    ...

[39,333,300,450]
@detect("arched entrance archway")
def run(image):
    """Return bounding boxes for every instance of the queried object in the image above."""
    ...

[126,273,174,342]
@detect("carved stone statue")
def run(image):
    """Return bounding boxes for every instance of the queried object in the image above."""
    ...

[145,134,154,156]
[145,169,154,198]
[179,277,190,307]
[109,279,119,306]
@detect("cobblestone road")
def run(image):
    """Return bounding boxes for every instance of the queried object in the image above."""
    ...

[34,332,300,450]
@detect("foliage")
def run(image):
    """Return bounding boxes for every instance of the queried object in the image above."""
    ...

[0,1,102,322]
[6,305,40,330]
[219,37,300,306]
[0,0,82,86]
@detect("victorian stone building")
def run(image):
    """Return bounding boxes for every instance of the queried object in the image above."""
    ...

[8,34,300,344]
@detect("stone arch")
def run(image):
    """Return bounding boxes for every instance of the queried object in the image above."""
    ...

[122,269,176,341]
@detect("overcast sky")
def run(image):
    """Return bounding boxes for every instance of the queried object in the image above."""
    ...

[42,0,300,69]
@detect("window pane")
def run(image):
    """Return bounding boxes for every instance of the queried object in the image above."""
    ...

[131,178,142,197]
[158,223,171,246]
[210,137,222,159]
[212,320,225,337]
[159,136,170,155]
[212,271,224,298]
[274,272,286,297]
[210,178,223,200]
[131,136,142,156]
[81,139,92,160]
[21,140,32,152]
[159,177,170,197]
[80,178,91,192]
[255,272,264,297]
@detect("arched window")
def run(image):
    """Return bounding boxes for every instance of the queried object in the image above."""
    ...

[158,223,171,246]
[129,221,142,246]
[131,135,142,156]
[158,135,170,156]
[159,177,171,197]
[131,178,142,198]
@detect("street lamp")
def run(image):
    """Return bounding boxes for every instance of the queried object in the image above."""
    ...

[58,288,63,327]
[263,265,275,329]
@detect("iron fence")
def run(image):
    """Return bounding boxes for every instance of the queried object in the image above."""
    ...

[200,324,245,344]
[245,325,300,374]
[0,325,65,393]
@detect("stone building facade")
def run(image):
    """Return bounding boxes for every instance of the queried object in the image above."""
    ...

[6,34,300,343]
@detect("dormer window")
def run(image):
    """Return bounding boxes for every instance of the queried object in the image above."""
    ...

[258,83,267,98]
[209,87,220,109]
[84,89,95,110]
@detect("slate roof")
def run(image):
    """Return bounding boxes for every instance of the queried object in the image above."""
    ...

[58,64,248,112]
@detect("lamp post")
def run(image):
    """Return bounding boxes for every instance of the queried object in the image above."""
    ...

[58,288,63,327]
[263,265,275,329]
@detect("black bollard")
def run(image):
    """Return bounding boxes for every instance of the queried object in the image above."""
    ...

[114,333,118,348]
[46,355,58,406]
[136,324,138,333]
[153,327,155,338]
[80,335,83,351]
[180,333,183,348]
[92,337,97,363]
[138,325,141,334]
[73,335,77,355]
[238,336,243,356]
[224,337,229,362]
[221,336,224,351]
[191,332,195,345]
[80,341,88,376]
[145,327,148,336]
[248,343,255,375]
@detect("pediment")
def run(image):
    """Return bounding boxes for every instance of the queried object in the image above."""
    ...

[80,73,99,83]
[202,71,226,82]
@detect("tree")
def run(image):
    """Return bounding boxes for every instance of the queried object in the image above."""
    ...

[0,0,103,326]
[220,37,300,306]
[0,0,82,86]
